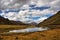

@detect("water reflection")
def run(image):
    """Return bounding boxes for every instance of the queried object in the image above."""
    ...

[9,27,49,33]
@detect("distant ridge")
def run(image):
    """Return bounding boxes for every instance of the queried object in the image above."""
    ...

[0,16,27,25]
[38,11,60,28]
[0,16,10,24]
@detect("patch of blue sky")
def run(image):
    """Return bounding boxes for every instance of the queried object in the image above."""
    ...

[25,15,40,20]
[25,13,53,20]
[4,9,27,13]
[29,6,50,11]
[32,17,40,20]
[0,10,2,13]
[0,10,3,15]
[25,13,53,21]
[29,5,36,7]
[32,13,53,20]
[44,13,54,17]
[20,9,26,11]
[4,9,20,13]
[31,14,52,20]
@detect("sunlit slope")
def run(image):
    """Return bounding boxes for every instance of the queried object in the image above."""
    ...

[38,11,60,28]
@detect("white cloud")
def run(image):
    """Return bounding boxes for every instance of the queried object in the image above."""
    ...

[0,0,30,10]
[0,0,60,24]
[49,0,60,11]
[1,9,50,23]
[30,0,55,7]
[30,0,60,12]
[34,17,48,23]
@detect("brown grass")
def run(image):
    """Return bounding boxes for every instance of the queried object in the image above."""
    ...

[0,25,35,33]
[0,28,60,40]
[0,25,35,28]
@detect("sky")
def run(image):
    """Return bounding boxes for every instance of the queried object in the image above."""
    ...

[0,0,60,24]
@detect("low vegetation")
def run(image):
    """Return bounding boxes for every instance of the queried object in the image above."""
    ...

[0,25,35,33]
[0,28,60,40]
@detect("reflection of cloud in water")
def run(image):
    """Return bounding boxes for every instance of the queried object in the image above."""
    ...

[9,27,49,33]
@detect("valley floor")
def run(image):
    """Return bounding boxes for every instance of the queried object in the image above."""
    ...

[0,28,60,40]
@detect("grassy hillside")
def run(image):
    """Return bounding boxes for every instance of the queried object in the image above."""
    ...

[38,11,60,29]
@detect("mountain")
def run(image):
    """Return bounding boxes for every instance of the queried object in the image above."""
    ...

[38,11,60,28]
[0,16,10,24]
[0,16,28,25]
[0,16,35,33]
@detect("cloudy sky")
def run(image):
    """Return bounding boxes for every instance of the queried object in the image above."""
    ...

[0,0,60,24]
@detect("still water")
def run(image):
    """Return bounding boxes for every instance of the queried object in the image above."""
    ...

[8,27,49,33]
